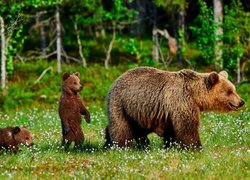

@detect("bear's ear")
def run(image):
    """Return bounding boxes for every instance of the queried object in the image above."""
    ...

[205,72,219,89]
[62,72,70,81]
[12,126,21,134]
[74,72,80,78]
[219,71,228,79]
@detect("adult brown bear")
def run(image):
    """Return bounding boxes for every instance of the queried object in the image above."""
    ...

[105,67,244,149]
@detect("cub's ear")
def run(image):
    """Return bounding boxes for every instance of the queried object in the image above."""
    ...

[12,126,21,134]
[74,72,80,78]
[62,72,70,81]
[205,72,219,89]
[219,71,228,79]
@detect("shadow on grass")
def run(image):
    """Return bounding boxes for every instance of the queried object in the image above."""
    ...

[19,138,203,155]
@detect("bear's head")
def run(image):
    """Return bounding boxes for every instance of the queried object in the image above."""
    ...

[12,127,33,147]
[62,72,83,95]
[204,71,245,112]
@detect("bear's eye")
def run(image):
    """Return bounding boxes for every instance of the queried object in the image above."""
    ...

[227,90,233,95]
[25,137,29,140]
[73,82,77,85]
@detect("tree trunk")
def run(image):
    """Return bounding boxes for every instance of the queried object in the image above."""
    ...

[104,27,116,69]
[177,6,185,65]
[129,0,146,35]
[74,22,87,68]
[36,12,47,57]
[40,15,47,57]
[0,16,6,89]
[152,3,159,62]
[152,28,159,62]
[213,0,223,70]
[56,5,62,73]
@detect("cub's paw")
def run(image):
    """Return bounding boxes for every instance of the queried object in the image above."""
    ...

[84,111,91,123]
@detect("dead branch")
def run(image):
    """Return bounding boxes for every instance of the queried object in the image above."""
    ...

[34,66,53,84]
[74,22,87,67]
[155,28,177,55]
[105,26,116,69]
[36,50,57,59]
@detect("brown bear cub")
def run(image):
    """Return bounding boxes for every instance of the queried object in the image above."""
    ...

[59,72,90,149]
[0,126,33,153]
[105,67,245,149]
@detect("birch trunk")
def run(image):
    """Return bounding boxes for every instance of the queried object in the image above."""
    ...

[213,0,223,70]
[74,22,87,68]
[152,3,159,62]
[0,16,6,89]
[56,5,62,73]
[104,27,115,69]
[152,28,159,62]
[177,7,185,65]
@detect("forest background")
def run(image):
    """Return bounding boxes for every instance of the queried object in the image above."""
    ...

[0,0,250,110]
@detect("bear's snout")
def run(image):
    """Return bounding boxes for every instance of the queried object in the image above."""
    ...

[239,100,245,107]
[26,142,33,147]
[228,99,245,111]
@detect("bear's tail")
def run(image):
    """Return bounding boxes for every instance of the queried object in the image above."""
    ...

[104,126,112,148]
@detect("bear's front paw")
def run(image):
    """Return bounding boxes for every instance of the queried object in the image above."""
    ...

[84,112,91,123]
[62,127,70,135]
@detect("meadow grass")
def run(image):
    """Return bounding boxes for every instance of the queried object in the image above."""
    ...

[0,105,249,179]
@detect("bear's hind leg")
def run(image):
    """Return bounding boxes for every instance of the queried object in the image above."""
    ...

[104,126,112,148]
[163,121,176,148]
[109,119,134,148]
[74,131,84,149]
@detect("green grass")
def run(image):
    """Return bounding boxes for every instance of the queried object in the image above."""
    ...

[0,106,249,179]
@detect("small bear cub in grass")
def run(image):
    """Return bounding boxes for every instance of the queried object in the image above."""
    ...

[0,126,33,153]
[59,72,90,149]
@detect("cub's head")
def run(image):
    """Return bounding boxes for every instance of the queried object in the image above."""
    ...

[62,72,83,95]
[204,71,245,112]
[12,127,33,147]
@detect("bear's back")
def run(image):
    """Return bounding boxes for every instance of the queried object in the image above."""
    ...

[108,67,179,98]
[0,127,14,147]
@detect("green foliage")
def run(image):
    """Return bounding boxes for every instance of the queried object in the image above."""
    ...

[28,0,63,7]
[0,1,25,77]
[119,37,158,66]
[69,0,104,26]
[0,60,127,111]
[6,22,27,76]
[223,1,245,76]
[154,0,187,12]
[104,0,136,25]
[189,0,216,66]
[178,29,186,54]
[236,83,250,107]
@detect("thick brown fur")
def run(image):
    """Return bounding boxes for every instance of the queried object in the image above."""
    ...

[0,126,33,153]
[59,72,90,149]
[105,67,245,149]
